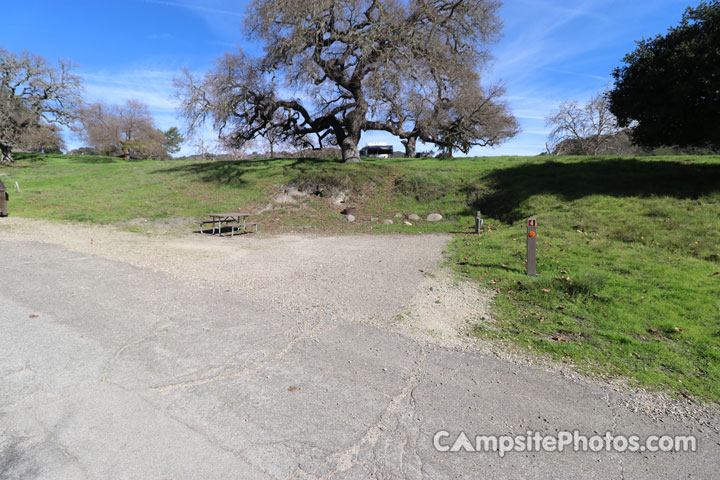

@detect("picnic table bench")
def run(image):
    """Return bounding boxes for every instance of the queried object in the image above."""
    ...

[200,212,258,237]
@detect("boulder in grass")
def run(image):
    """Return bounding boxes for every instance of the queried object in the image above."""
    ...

[382,219,394,225]
[427,213,443,222]
[408,214,420,221]
[346,214,356,222]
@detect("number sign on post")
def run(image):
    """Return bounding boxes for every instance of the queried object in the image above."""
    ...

[527,217,537,276]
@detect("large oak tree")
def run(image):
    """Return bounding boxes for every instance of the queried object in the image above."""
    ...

[0,48,82,163]
[176,0,516,162]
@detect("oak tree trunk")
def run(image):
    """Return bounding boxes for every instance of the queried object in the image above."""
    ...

[402,136,417,158]
[341,90,366,163]
[341,137,361,163]
[0,144,14,164]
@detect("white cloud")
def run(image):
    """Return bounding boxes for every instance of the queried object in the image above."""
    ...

[81,68,179,115]
[138,0,248,41]
[538,67,610,82]
[139,0,244,18]
[147,33,174,40]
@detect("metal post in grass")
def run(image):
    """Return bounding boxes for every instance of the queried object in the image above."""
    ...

[475,211,483,234]
[527,216,537,276]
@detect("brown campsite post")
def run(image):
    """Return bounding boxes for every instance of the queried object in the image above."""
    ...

[527,216,537,276]
[0,179,8,217]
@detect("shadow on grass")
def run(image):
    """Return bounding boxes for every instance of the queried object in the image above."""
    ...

[14,152,146,164]
[456,261,525,274]
[10,152,51,164]
[64,155,122,164]
[153,157,343,186]
[465,158,720,223]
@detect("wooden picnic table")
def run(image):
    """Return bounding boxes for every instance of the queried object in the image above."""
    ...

[201,212,256,237]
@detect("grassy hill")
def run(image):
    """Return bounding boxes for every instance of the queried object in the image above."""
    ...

[2,152,719,402]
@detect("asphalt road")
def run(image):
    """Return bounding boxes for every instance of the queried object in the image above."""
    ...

[1,240,718,479]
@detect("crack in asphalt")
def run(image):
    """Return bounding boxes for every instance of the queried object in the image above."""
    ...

[606,391,626,480]
[324,348,428,479]
[30,411,91,480]
[148,316,334,392]
[100,320,172,383]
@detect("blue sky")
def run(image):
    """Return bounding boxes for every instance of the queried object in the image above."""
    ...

[2,0,695,156]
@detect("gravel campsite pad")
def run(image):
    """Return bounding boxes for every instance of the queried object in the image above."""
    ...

[0,218,470,328]
[1,217,718,479]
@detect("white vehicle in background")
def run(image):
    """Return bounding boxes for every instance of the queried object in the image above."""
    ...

[360,143,393,158]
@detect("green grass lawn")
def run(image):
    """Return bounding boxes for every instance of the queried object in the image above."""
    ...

[2,152,719,402]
